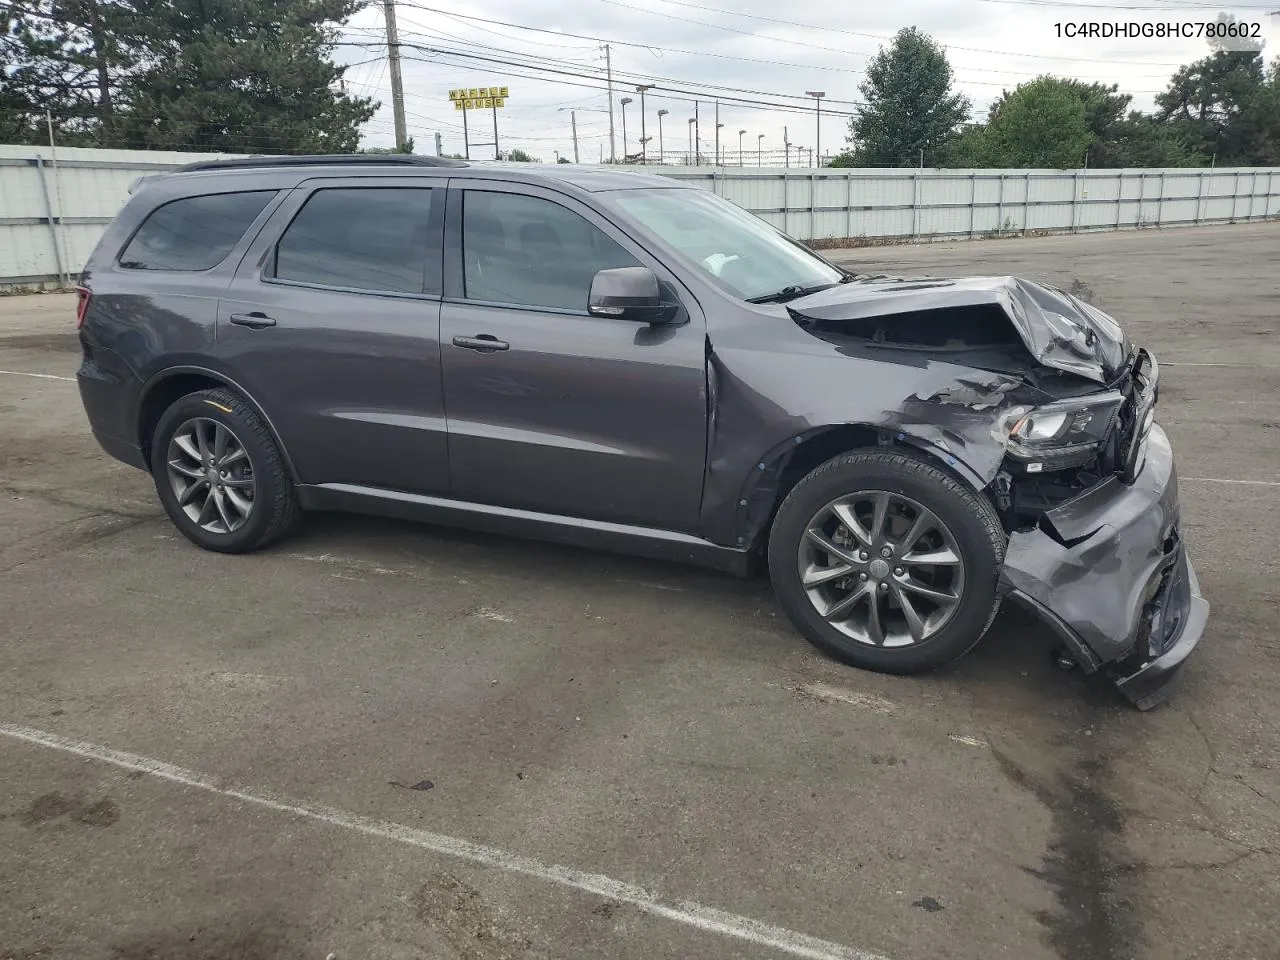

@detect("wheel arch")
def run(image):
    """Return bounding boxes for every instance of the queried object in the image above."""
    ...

[135,366,301,483]
[733,423,993,555]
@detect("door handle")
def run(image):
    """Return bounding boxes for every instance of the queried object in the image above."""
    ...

[229,312,277,329]
[452,334,509,352]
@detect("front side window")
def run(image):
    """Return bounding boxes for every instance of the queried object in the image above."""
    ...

[462,191,639,311]
[611,188,843,301]
[273,187,439,295]
[119,190,275,271]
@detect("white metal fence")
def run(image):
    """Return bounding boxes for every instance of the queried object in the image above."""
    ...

[3,144,1279,289]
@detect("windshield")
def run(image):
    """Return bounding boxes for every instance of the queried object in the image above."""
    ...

[611,188,843,301]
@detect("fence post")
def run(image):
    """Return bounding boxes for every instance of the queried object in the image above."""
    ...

[34,155,68,286]
[968,173,977,239]
[1156,171,1164,227]
[1195,169,1205,225]
[1233,170,1240,221]
[1115,171,1124,229]
[846,172,854,242]
[911,170,920,241]
[1024,171,1031,235]
[810,170,817,241]
[780,171,788,237]
[1071,169,1080,233]
[996,174,1005,234]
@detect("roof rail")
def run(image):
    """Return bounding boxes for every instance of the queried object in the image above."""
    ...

[173,154,469,173]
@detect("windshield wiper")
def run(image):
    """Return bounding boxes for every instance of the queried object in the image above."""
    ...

[746,282,838,304]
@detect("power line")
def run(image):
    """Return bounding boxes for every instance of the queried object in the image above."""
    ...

[390,1,1181,88]
[586,0,1200,67]
[342,40,870,116]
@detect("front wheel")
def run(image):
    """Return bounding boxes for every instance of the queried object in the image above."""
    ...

[150,387,301,553]
[768,450,1006,674]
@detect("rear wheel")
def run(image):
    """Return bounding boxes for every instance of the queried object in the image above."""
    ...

[150,387,301,553]
[768,450,1006,674]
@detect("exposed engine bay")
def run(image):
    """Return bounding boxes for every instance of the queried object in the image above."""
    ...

[785,275,1152,537]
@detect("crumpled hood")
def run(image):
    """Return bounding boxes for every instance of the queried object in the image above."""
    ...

[787,275,1132,384]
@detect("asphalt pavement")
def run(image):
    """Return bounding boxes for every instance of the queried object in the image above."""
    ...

[2,222,1278,960]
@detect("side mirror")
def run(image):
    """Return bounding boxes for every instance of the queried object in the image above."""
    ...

[588,267,679,324]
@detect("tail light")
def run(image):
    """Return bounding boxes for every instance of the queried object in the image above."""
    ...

[75,286,92,329]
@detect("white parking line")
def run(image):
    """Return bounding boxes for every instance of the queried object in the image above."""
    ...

[0,723,891,960]
[1183,477,1280,487]
[1162,362,1273,368]
[0,369,75,382]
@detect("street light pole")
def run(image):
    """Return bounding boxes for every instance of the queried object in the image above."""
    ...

[657,109,668,163]
[620,96,632,161]
[757,133,764,167]
[805,91,826,168]
[636,84,653,163]
[738,129,746,166]
[694,101,700,166]
[687,117,695,165]
[713,100,720,166]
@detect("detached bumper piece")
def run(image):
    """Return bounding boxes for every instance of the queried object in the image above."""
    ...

[1111,546,1209,709]
[1000,423,1209,709]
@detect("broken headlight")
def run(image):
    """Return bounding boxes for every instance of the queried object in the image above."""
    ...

[1004,391,1124,472]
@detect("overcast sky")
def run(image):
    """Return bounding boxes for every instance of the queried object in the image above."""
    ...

[338,0,1280,164]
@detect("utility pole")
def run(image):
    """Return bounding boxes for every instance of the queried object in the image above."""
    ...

[784,125,789,168]
[805,91,825,169]
[571,110,579,164]
[382,0,408,151]
[434,131,442,156]
[694,101,700,166]
[604,44,616,163]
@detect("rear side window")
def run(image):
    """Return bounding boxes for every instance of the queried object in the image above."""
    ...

[271,187,439,295]
[119,191,275,271]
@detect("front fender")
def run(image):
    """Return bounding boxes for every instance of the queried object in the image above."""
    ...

[699,340,1030,548]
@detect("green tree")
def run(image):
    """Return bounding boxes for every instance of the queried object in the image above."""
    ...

[845,26,970,166]
[112,0,374,153]
[1154,16,1277,164]
[1100,113,1203,167]
[501,147,536,162]
[962,76,1094,168]
[2,0,374,152]
[1,0,139,143]
[362,137,415,154]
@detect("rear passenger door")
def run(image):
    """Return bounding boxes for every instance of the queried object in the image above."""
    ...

[219,177,449,494]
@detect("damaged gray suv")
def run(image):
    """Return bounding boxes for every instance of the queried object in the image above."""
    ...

[76,155,1207,708]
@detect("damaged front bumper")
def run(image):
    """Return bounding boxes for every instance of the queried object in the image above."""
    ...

[999,423,1209,709]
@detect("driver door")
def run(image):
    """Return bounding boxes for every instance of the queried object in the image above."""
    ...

[439,180,708,533]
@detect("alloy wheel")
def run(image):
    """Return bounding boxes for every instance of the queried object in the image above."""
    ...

[797,490,966,648]
[165,417,256,534]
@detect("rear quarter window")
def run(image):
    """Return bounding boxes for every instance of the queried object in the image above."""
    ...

[118,190,276,271]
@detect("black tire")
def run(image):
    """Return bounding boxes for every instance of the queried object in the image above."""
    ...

[768,449,1006,674]
[150,387,301,553]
